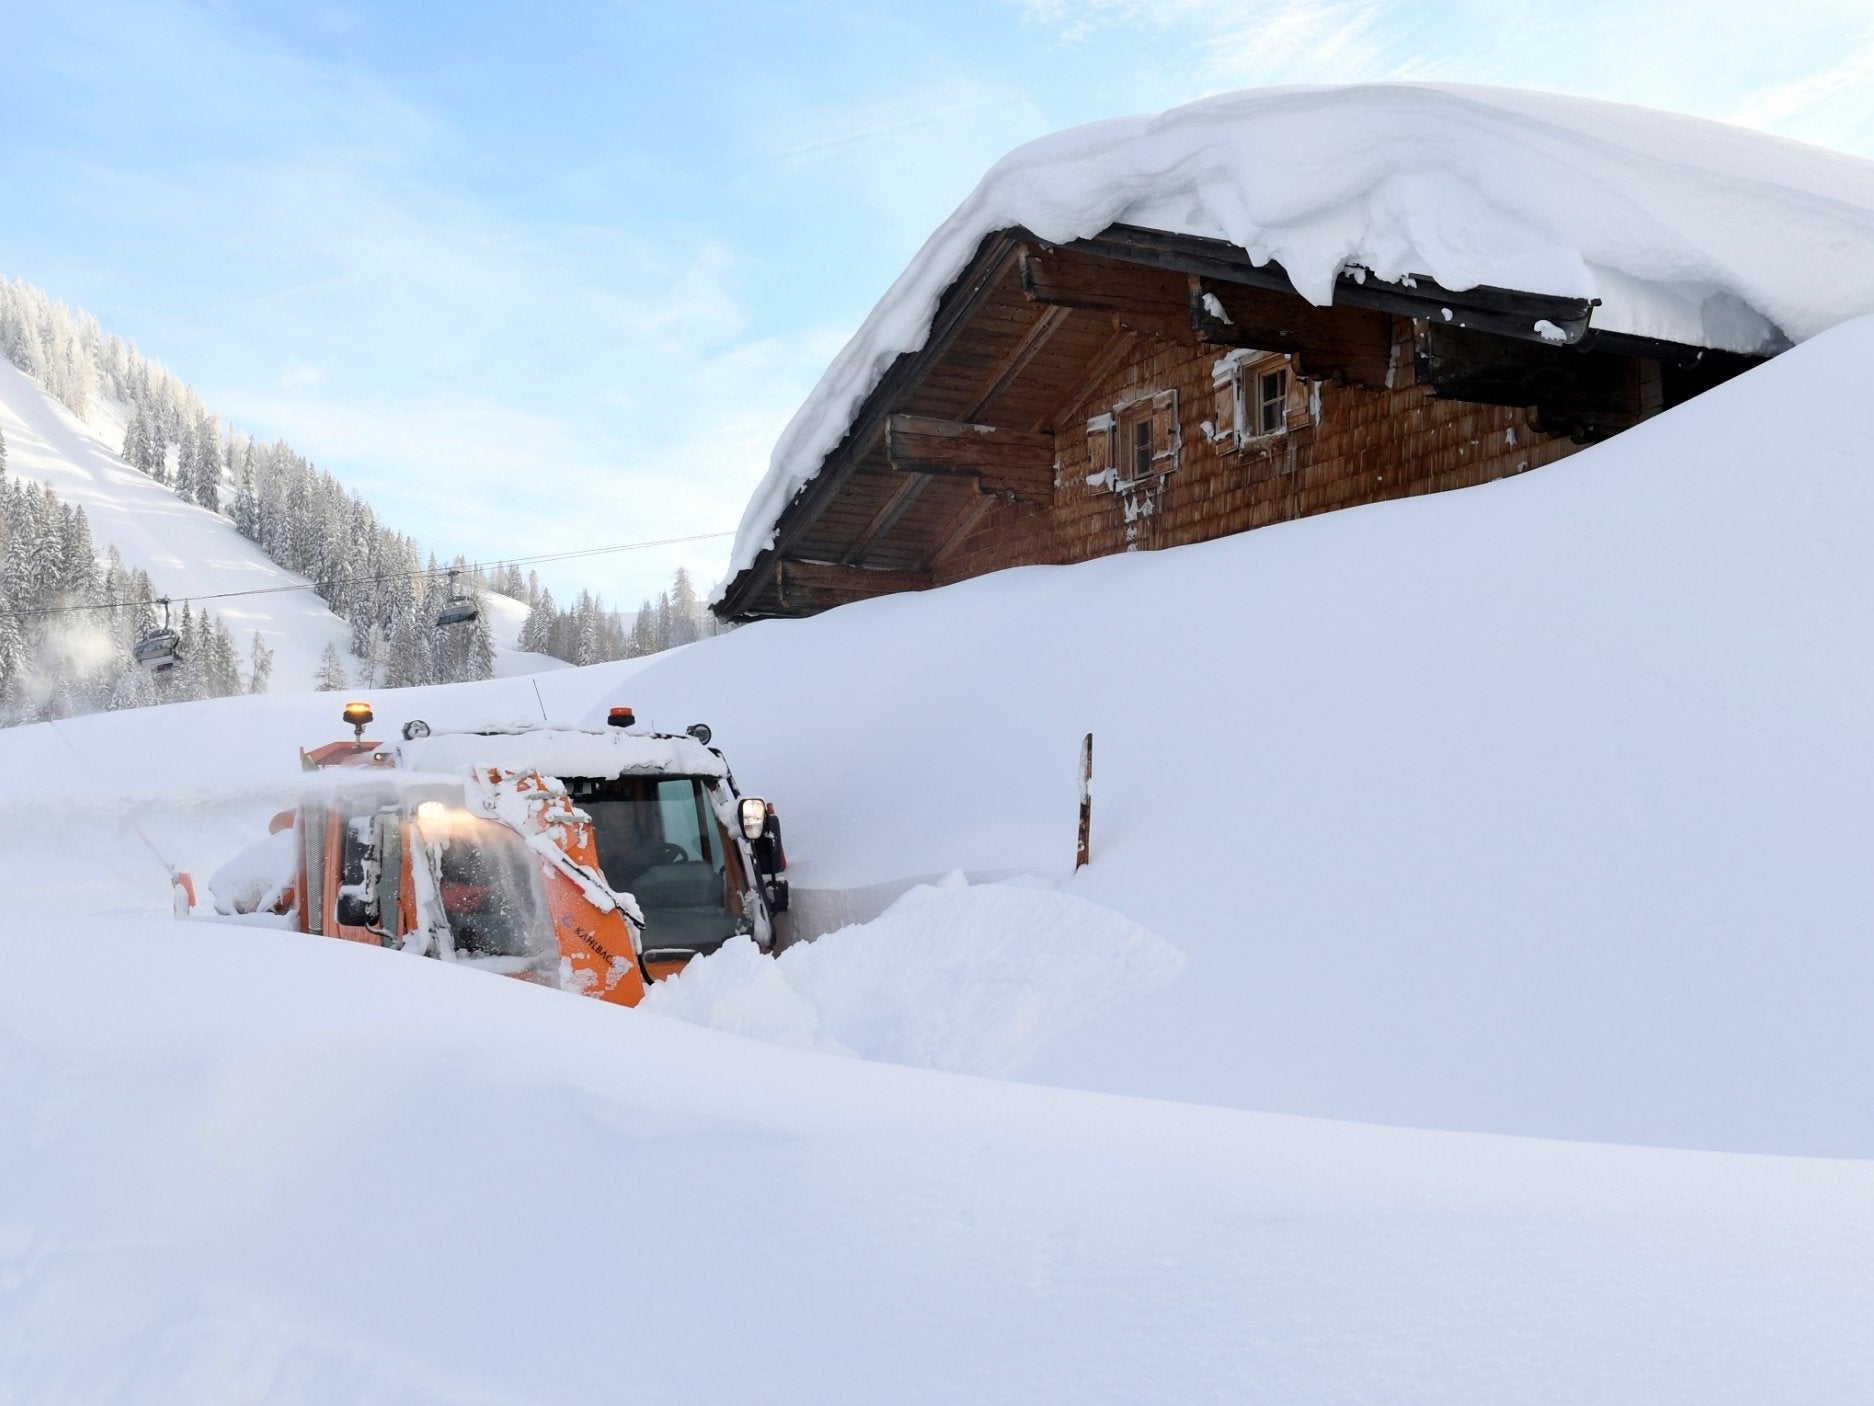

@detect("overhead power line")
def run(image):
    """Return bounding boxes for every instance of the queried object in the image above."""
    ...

[0,529,736,622]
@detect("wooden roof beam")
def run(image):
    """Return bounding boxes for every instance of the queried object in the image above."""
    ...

[923,490,997,570]
[776,559,933,613]
[842,470,930,566]
[965,302,1074,425]
[1190,277,1394,388]
[1067,224,1598,348]
[1020,247,1193,343]
[1415,321,1642,442]
[886,414,1055,505]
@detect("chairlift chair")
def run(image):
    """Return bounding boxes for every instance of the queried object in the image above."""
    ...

[133,597,181,674]
[435,569,479,628]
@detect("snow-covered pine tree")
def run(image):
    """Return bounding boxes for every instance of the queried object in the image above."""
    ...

[384,605,429,688]
[521,587,555,654]
[630,599,656,657]
[0,597,23,717]
[247,630,274,694]
[193,415,221,512]
[208,619,242,697]
[121,404,143,471]
[314,641,348,692]
[232,449,261,540]
[175,418,200,500]
[670,567,702,647]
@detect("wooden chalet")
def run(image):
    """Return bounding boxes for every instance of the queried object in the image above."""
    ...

[714,223,1765,620]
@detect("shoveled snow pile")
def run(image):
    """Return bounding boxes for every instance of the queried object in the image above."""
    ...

[642,872,1182,1077]
[726,83,1874,583]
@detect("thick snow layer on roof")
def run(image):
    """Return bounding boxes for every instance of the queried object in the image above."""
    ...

[722,83,1874,591]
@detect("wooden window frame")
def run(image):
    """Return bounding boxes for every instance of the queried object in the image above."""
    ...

[1109,388,1180,490]
[1213,350,1309,451]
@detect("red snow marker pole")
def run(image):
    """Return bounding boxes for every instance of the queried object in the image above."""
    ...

[1075,732,1093,872]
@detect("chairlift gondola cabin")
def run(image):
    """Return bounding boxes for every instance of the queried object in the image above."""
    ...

[133,597,181,674]
[435,569,479,628]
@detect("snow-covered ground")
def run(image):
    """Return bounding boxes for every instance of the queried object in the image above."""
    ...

[0,357,550,686]
[6,318,1874,1398]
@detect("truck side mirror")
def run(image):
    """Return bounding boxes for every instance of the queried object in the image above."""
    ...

[738,797,768,841]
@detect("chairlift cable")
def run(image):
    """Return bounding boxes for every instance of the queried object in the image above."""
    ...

[0,530,736,622]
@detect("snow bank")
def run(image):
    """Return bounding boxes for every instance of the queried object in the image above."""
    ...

[642,873,1183,1077]
[5,912,1874,1404]
[726,84,1874,585]
[637,316,1874,1156]
[207,824,295,915]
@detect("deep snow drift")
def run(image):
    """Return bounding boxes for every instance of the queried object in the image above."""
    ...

[675,315,1874,1157]
[7,912,1871,1404]
[727,83,1874,583]
[7,318,1874,1399]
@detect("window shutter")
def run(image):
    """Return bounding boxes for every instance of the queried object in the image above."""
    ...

[1086,412,1114,484]
[1285,363,1313,429]
[1212,366,1238,447]
[1150,390,1180,472]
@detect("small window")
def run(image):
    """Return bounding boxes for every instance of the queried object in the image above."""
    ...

[1257,369,1289,436]
[1108,389,1179,487]
[1130,419,1153,479]
[1213,351,1304,449]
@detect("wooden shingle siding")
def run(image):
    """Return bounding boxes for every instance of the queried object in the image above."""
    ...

[932,318,1583,586]
[717,227,1756,621]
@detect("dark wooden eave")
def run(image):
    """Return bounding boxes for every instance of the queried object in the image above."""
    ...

[716,223,1766,621]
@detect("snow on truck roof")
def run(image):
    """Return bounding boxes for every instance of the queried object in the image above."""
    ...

[395,726,728,781]
[720,83,1874,595]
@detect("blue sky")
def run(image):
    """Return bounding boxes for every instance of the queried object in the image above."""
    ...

[3,0,1871,605]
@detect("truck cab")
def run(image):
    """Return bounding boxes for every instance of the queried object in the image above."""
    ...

[389,709,788,981]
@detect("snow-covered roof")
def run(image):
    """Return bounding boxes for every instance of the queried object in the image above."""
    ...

[395,726,727,781]
[720,83,1874,595]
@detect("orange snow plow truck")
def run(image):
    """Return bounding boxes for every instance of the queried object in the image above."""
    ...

[222,701,788,1007]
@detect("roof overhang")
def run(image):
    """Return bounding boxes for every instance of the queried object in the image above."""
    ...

[717,223,1759,621]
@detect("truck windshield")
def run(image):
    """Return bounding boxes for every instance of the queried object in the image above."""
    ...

[433,816,553,964]
[567,775,739,954]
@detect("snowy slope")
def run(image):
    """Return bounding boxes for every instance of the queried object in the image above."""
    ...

[7,319,1874,1399]
[727,84,1874,583]
[0,357,354,688]
[0,357,550,686]
[638,315,1874,1156]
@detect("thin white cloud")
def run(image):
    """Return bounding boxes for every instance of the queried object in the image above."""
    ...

[15,0,840,607]
[1015,0,1874,157]
[747,73,1056,259]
